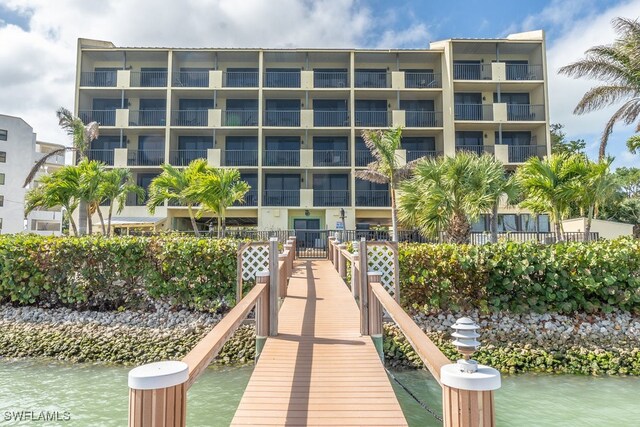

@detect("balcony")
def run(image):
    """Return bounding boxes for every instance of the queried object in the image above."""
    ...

[313,111,349,127]
[355,190,390,207]
[314,190,349,207]
[405,111,442,127]
[126,193,148,206]
[130,71,168,87]
[263,110,300,127]
[505,64,543,81]
[455,145,495,156]
[355,111,390,127]
[355,150,375,166]
[453,63,491,80]
[80,71,116,87]
[406,150,441,162]
[169,149,208,166]
[314,71,348,88]
[263,150,300,167]
[87,149,115,166]
[263,190,300,206]
[223,110,258,126]
[404,72,441,88]
[223,71,259,88]
[454,104,493,121]
[264,71,301,88]
[129,110,166,126]
[225,150,258,167]
[78,110,116,126]
[507,145,547,163]
[354,71,389,88]
[313,150,349,167]
[172,71,209,87]
[127,149,165,166]
[506,104,545,121]
[171,110,208,126]
[235,189,258,206]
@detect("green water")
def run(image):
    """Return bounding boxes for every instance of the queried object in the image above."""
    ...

[1,359,639,426]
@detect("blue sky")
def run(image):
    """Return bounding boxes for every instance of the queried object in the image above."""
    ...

[0,0,638,167]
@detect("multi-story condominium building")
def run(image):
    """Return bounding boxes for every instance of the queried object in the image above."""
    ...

[74,30,551,235]
[0,114,66,235]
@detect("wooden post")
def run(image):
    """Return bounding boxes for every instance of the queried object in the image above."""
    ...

[255,271,270,359]
[351,254,360,299]
[334,242,340,271]
[278,253,288,298]
[236,243,247,304]
[288,236,297,260]
[358,238,368,336]
[268,237,279,336]
[128,361,188,427]
[328,237,335,262]
[284,243,293,273]
[337,243,347,279]
[367,271,383,359]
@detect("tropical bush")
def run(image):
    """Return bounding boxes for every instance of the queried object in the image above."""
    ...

[0,234,238,311]
[399,237,640,314]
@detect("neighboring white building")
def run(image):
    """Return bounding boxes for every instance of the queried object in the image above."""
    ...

[0,114,66,235]
[562,217,635,240]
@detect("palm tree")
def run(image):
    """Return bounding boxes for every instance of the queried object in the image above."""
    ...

[398,151,498,244]
[24,166,81,235]
[100,168,145,236]
[24,107,100,234]
[190,168,250,237]
[76,159,108,234]
[355,127,413,241]
[147,159,208,236]
[559,18,640,160]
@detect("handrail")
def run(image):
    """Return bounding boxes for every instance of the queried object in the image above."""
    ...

[182,281,267,389]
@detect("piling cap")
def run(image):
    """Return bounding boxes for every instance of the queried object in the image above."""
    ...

[128,361,188,390]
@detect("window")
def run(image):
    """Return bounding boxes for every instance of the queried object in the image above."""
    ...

[0,195,3,207]
[455,131,483,146]
[0,129,6,141]
[0,151,5,163]
[0,173,4,185]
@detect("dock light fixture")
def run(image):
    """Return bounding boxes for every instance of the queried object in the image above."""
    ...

[451,317,481,373]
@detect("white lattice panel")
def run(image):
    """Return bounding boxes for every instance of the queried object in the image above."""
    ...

[367,244,396,297]
[241,245,269,281]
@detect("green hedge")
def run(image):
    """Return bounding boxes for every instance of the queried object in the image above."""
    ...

[399,237,640,314]
[0,235,238,311]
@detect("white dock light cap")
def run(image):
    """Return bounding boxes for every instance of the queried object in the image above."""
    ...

[128,361,189,390]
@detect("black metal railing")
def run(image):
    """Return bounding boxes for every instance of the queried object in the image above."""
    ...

[78,110,116,126]
[262,190,300,206]
[263,150,300,166]
[129,110,166,126]
[264,71,301,88]
[171,110,208,126]
[223,110,258,126]
[313,150,349,166]
[355,110,390,127]
[505,64,543,81]
[313,111,349,127]
[506,104,545,121]
[223,71,259,88]
[169,149,207,166]
[225,150,258,167]
[453,63,491,80]
[355,150,375,166]
[404,72,441,88]
[130,71,167,87]
[314,71,348,88]
[80,71,117,87]
[406,150,441,162]
[127,149,165,166]
[507,145,547,163]
[87,149,115,166]
[355,190,390,207]
[354,71,389,88]
[455,145,495,156]
[173,71,209,87]
[263,110,300,126]
[314,190,349,207]
[405,111,442,127]
[454,104,493,121]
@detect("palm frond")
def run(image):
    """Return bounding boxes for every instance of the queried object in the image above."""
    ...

[573,85,638,115]
[355,169,389,184]
[23,147,74,187]
[600,97,640,158]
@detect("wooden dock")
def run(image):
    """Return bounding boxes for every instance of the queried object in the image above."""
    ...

[230,259,408,426]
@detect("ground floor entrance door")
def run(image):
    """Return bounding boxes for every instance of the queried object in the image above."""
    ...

[293,219,327,258]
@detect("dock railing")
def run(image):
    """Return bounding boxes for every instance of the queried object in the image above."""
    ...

[127,237,296,427]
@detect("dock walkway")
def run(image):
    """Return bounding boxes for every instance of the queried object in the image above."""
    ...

[230,259,408,426]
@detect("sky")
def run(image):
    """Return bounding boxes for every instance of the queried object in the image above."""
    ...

[0,0,639,168]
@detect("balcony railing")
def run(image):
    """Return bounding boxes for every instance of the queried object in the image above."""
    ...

[355,111,390,127]
[313,150,349,167]
[407,150,441,162]
[505,64,543,81]
[314,72,348,88]
[129,110,166,126]
[235,189,258,206]
[455,145,495,156]
[264,71,301,88]
[263,190,300,206]
[172,71,209,87]
[405,72,441,88]
[453,63,492,80]
[127,149,165,166]
[78,110,116,126]
[87,149,115,166]
[171,110,208,126]
[354,71,389,88]
[405,111,442,127]
[454,104,493,121]
[507,145,547,163]
[314,190,349,207]
[355,150,375,166]
[355,190,390,207]
[225,150,258,167]
[263,110,300,126]
[130,71,168,87]
[506,104,545,121]
[223,110,258,126]
[313,111,349,127]
[169,149,207,166]
[263,150,300,166]
[80,71,117,87]
[223,71,259,88]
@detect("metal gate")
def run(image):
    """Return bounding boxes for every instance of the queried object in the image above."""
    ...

[295,229,330,259]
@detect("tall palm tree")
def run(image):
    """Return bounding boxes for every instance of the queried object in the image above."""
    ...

[398,151,498,244]
[355,127,413,241]
[190,168,250,237]
[147,159,208,236]
[24,107,100,234]
[559,18,640,160]
[100,168,145,236]
[24,166,81,236]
